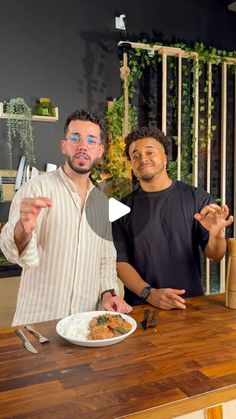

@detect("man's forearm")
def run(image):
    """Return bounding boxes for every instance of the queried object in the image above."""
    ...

[14,220,32,255]
[204,233,227,261]
[117,261,149,297]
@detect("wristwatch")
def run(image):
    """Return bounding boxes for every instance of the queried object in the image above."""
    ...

[140,286,153,301]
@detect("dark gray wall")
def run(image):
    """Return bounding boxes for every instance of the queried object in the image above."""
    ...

[0,0,235,171]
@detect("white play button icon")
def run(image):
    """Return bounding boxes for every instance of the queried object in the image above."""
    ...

[85,177,133,240]
[109,198,131,222]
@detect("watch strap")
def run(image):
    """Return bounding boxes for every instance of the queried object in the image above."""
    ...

[140,285,152,301]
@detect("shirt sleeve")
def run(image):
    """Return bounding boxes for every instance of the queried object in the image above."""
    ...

[99,240,120,296]
[0,181,40,268]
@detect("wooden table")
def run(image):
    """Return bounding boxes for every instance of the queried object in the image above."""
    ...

[1,293,236,418]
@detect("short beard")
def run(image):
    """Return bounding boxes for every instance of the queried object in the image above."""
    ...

[67,156,98,175]
[138,163,165,182]
[140,173,156,182]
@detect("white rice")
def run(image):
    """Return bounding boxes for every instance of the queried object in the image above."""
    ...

[59,315,89,341]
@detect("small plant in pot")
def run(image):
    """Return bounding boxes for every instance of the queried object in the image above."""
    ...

[5,97,35,168]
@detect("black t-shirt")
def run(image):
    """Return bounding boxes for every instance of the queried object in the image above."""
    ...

[112,180,214,305]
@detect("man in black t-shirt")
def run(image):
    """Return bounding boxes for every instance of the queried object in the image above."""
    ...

[112,127,234,309]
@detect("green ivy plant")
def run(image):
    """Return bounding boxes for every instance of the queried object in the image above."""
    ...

[92,40,236,190]
[109,40,236,184]
[5,97,35,168]
[91,81,136,199]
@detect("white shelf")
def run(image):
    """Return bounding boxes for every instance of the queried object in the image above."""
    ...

[0,102,59,122]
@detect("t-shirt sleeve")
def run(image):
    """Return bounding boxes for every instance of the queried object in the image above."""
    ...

[112,218,130,263]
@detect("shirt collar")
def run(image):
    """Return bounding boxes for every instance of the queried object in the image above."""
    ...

[57,166,95,193]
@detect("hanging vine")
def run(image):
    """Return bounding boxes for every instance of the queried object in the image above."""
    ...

[91,40,236,192]
[104,40,236,186]
[5,97,35,168]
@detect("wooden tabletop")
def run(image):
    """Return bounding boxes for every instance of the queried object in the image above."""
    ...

[1,293,236,418]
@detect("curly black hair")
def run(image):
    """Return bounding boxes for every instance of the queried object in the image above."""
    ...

[64,109,107,143]
[124,127,170,159]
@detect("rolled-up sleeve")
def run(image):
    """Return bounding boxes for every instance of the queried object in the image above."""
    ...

[0,183,40,268]
[99,226,119,295]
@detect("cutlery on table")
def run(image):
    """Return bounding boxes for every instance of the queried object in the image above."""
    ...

[140,309,150,331]
[149,309,158,327]
[15,329,38,354]
[25,325,50,344]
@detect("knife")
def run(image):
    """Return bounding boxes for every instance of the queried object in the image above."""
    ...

[149,309,158,327]
[31,166,39,179]
[15,329,38,354]
[140,309,150,331]
[15,156,26,190]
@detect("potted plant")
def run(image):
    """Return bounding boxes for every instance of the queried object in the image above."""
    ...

[5,97,35,168]
[91,97,136,199]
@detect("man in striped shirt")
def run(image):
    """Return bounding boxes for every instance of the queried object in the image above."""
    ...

[0,109,132,325]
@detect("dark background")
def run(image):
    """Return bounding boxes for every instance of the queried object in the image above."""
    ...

[0,0,235,171]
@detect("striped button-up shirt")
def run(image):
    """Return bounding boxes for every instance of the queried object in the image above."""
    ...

[0,167,118,325]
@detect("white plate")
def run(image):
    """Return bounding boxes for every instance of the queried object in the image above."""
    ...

[56,311,137,347]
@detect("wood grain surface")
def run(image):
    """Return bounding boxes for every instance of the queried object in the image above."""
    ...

[1,294,236,418]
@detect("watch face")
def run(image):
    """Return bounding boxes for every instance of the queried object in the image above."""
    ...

[141,286,151,300]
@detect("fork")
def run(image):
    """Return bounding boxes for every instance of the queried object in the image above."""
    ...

[149,309,158,327]
[25,325,50,344]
